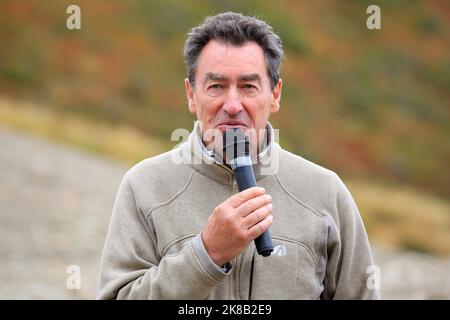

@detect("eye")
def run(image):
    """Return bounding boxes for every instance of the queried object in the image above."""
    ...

[241,84,258,92]
[208,84,224,90]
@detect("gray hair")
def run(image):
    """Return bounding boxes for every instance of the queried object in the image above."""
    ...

[183,12,284,90]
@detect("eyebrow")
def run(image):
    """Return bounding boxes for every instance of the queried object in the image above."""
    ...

[238,73,261,84]
[203,72,262,85]
[203,72,227,85]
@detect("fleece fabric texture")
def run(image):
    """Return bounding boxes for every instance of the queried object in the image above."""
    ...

[97,121,379,300]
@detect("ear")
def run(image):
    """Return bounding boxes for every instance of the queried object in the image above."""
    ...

[270,78,282,114]
[185,78,196,115]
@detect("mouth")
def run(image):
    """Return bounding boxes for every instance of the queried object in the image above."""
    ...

[215,122,249,132]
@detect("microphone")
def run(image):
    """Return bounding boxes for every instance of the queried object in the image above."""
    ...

[223,128,273,257]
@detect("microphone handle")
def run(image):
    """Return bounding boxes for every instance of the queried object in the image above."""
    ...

[232,165,273,257]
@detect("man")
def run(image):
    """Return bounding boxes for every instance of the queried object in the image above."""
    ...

[97,12,378,300]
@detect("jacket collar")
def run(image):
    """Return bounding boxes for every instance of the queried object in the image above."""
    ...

[181,121,280,185]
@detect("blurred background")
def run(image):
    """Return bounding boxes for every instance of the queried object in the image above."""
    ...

[0,0,449,299]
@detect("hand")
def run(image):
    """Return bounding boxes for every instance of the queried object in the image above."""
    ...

[201,187,273,267]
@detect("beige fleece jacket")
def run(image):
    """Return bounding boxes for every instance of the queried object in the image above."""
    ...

[97,121,379,300]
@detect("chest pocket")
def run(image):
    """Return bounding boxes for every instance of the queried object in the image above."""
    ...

[249,237,319,299]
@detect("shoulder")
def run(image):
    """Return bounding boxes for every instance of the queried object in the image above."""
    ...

[278,148,343,191]
[276,147,350,216]
[125,146,194,181]
[119,148,195,213]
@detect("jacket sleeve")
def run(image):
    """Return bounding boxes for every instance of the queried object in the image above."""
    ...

[322,175,380,300]
[96,173,231,300]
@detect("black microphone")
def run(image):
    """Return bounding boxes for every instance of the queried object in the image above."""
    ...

[223,128,273,257]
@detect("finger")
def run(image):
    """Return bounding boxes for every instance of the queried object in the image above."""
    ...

[226,187,266,208]
[242,203,273,228]
[235,193,272,217]
[247,215,273,240]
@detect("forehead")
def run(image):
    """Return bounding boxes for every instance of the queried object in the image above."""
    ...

[196,40,267,79]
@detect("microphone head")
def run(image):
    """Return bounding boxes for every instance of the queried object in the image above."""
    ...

[222,128,249,163]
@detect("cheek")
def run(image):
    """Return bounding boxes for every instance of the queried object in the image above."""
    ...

[249,99,271,123]
[196,97,220,121]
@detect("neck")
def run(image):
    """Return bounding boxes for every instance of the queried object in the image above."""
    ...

[185,121,279,184]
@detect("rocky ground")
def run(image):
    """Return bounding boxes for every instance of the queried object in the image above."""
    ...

[0,126,448,299]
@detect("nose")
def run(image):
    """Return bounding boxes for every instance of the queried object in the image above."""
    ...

[222,89,243,116]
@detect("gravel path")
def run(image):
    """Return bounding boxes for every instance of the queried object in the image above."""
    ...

[0,127,126,299]
[0,126,448,299]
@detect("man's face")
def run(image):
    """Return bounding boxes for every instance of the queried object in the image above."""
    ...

[185,40,282,148]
